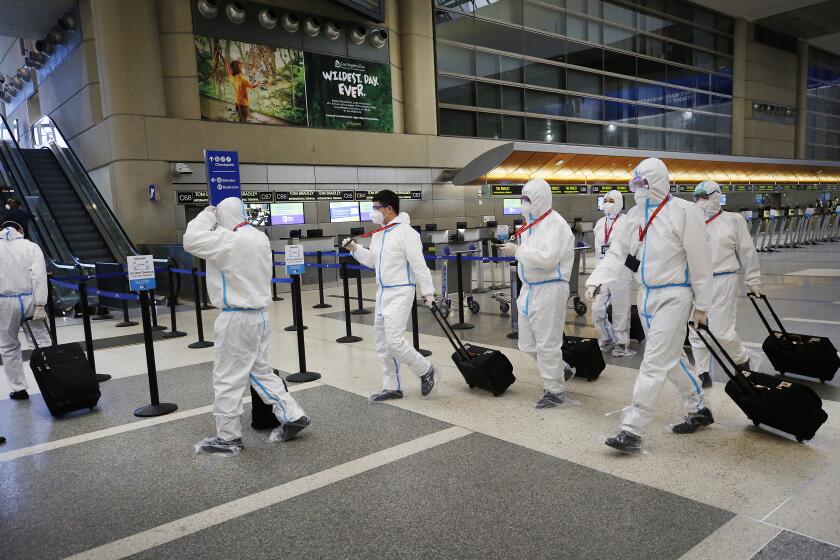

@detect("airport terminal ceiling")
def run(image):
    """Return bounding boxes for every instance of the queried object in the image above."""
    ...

[453,142,840,185]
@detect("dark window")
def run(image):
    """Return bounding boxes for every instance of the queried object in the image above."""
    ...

[716,135,731,155]
[477,112,502,138]
[603,1,635,27]
[567,95,603,119]
[567,69,603,94]
[711,74,732,96]
[693,50,714,71]
[665,87,692,108]
[439,108,476,135]
[639,35,665,59]
[638,57,666,81]
[502,86,524,110]
[438,76,476,105]
[523,3,564,34]
[435,10,475,44]
[475,20,524,53]
[524,61,565,89]
[604,124,638,147]
[474,0,523,24]
[434,0,475,14]
[524,31,568,62]
[604,100,637,123]
[476,52,524,82]
[665,42,692,65]
[526,117,566,142]
[666,131,692,151]
[502,114,525,139]
[525,90,565,116]
[666,64,693,88]
[638,128,665,150]
[692,134,715,153]
[604,75,637,100]
[637,82,664,104]
[568,121,603,144]
[437,44,475,75]
[476,82,500,108]
[567,42,603,70]
[637,105,665,127]
[603,25,635,51]
[604,50,636,76]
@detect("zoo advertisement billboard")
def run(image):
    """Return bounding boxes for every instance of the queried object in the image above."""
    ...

[194,36,392,132]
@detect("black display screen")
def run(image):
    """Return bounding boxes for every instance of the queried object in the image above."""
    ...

[332,0,385,22]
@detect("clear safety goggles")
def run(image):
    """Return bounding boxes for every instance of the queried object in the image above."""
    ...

[692,191,718,201]
[520,195,531,205]
[603,196,616,204]
[628,176,649,192]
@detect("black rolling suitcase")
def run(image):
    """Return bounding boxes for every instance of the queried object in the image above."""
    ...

[607,304,645,342]
[748,293,839,383]
[430,303,515,396]
[693,323,827,442]
[25,320,100,418]
[250,369,285,430]
[562,335,606,381]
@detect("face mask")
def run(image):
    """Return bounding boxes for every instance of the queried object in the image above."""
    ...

[520,201,532,217]
[603,201,619,216]
[698,198,718,217]
[371,209,385,225]
[634,188,649,205]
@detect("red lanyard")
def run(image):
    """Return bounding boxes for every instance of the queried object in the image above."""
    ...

[512,209,553,238]
[604,215,619,244]
[233,221,249,231]
[638,195,670,242]
[358,222,397,238]
[705,210,722,224]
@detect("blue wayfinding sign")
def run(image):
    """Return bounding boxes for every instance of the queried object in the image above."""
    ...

[205,149,241,206]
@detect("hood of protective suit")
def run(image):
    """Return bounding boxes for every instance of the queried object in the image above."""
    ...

[632,158,671,203]
[603,189,624,217]
[693,180,722,217]
[521,178,552,219]
[216,197,249,230]
[1,226,23,241]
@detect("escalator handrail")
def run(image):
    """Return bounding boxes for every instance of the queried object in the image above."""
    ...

[0,114,74,263]
[33,115,138,259]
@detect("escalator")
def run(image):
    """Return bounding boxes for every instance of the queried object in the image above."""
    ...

[19,148,115,263]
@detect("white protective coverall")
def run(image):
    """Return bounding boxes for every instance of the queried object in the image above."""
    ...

[351,212,435,391]
[0,226,51,392]
[183,198,305,441]
[515,179,575,394]
[592,190,633,348]
[688,181,761,376]
[586,158,713,437]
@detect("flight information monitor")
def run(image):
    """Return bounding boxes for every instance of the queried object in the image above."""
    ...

[329,201,361,223]
[503,198,521,215]
[270,202,305,225]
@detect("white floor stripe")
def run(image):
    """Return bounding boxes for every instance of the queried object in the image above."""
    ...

[783,317,840,326]
[62,426,471,560]
[743,342,763,349]
[0,383,319,464]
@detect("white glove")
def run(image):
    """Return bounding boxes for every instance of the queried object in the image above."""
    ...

[342,238,358,251]
[32,305,47,321]
[423,295,436,308]
[692,309,707,327]
[499,242,519,258]
[585,285,598,303]
[749,285,761,297]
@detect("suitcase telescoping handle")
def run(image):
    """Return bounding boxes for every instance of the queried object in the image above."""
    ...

[429,301,471,362]
[689,322,760,399]
[22,318,52,351]
[747,293,789,337]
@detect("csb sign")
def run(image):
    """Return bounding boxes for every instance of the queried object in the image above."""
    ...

[204,149,241,206]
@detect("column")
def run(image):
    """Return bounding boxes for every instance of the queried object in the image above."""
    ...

[730,18,747,156]
[398,0,437,136]
[795,40,809,159]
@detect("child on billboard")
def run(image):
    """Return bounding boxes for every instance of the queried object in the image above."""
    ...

[227,60,261,123]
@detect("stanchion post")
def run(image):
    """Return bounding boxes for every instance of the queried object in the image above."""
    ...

[188,267,213,349]
[114,299,138,328]
[411,297,432,357]
[351,270,371,315]
[336,260,362,343]
[134,289,178,417]
[271,249,283,301]
[46,274,57,346]
[199,258,213,309]
[507,260,519,339]
[313,250,331,309]
[78,271,111,382]
[285,274,321,382]
[451,253,473,330]
[162,260,187,338]
[149,288,167,331]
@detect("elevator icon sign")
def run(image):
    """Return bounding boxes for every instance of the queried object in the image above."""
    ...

[204,149,241,206]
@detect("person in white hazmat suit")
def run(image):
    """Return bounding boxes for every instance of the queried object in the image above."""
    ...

[592,190,636,358]
[184,197,310,456]
[343,190,438,403]
[585,158,714,453]
[688,180,761,388]
[499,178,575,409]
[0,220,51,400]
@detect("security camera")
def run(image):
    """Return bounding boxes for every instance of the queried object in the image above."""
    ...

[226,0,246,24]
[173,163,194,176]
[349,25,367,45]
[281,12,299,33]
[258,8,277,29]
[197,0,218,19]
[303,16,321,37]
[370,28,388,48]
[324,21,342,40]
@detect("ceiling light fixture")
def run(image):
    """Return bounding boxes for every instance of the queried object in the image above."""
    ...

[197,0,218,19]
[225,0,246,24]
[258,8,278,29]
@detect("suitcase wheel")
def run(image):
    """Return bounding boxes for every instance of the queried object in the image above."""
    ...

[499,302,510,314]
[573,297,587,316]
[468,300,480,314]
[492,391,501,397]
[468,384,474,389]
